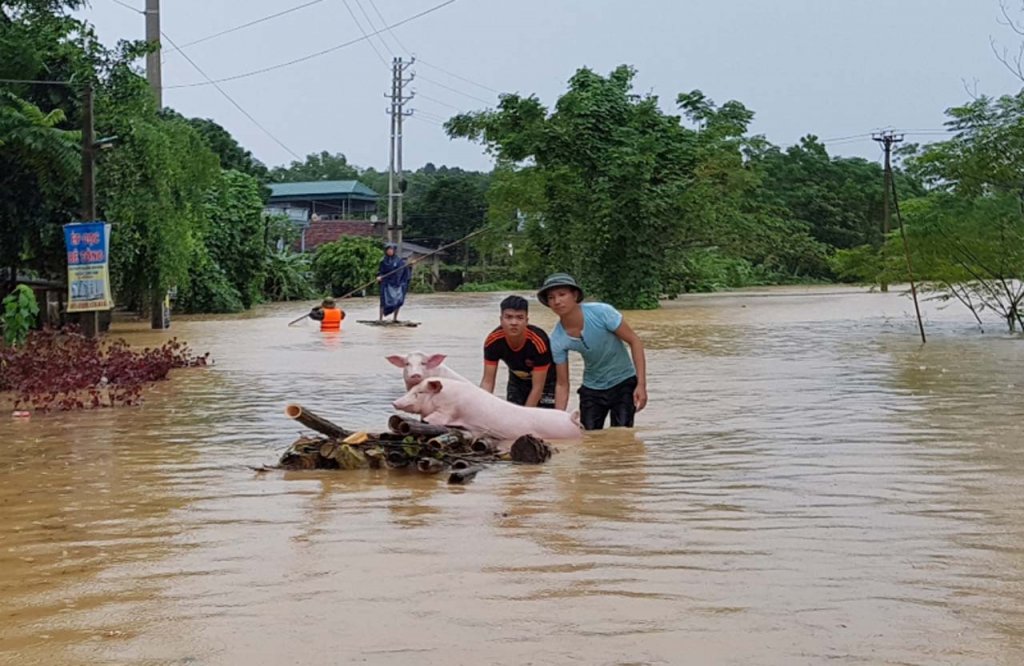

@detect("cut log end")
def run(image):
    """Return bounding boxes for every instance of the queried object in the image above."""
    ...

[509,435,553,464]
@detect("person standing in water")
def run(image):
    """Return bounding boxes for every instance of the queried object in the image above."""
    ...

[537,272,647,430]
[307,297,345,331]
[377,243,411,322]
[480,295,557,408]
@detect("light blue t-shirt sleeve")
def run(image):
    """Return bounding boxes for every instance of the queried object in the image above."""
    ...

[593,302,623,333]
[551,331,568,365]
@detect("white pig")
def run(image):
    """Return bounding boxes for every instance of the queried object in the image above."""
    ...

[393,377,583,443]
[386,351,470,390]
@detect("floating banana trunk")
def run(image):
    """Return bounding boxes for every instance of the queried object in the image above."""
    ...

[470,439,498,455]
[416,458,445,474]
[284,404,352,439]
[448,465,483,485]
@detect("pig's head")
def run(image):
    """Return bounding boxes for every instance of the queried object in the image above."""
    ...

[392,378,446,416]
[386,351,447,389]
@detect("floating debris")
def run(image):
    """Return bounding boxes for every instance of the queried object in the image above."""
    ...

[273,404,555,484]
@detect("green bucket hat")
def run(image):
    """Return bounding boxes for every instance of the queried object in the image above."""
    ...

[537,272,584,306]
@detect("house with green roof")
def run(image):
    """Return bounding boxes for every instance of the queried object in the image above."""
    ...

[265,180,382,252]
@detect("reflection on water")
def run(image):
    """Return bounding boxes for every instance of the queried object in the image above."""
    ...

[1,287,1022,665]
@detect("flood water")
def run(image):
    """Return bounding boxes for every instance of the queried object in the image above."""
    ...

[1,286,1022,665]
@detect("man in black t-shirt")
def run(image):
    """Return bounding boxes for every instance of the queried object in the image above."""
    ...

[480,295,557,408]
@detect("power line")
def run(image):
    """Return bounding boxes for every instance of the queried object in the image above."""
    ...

[166,0,325,53]
[416,74,492,105]
[408,114,444,127]
[415,109,449,123]
[363,0,502,99]
[352,0,395,60]
[110,0,325,56]
[0,78,74,86]
[418,59,501,95]
[341,0,388,67]
[365,0,412,55]
[159,30,302,160]
[166,0,457,89]
[415,92,462,111]
[109,0,142,13]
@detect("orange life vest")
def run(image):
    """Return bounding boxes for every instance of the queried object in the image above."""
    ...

[320,307,344,331]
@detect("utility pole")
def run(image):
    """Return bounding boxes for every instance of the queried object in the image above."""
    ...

[872,131,903,293]
[146,0,162,108]
[145,0,168,329]
[81,83,96,225]
[385,56,414,251]
[80,82,99,338]
[386,59,396,245]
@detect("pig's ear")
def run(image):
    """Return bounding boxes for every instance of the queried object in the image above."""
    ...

[386,355,406,368]
[424,354,447,369]
[426,379,443,392]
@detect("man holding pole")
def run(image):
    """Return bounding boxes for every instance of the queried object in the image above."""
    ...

[377,243,411,322]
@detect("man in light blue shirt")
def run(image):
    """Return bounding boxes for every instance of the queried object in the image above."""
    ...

[538,273,648,430]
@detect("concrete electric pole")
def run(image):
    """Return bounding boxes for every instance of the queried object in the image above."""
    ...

[386,56,414,252]
[145,0,169,329]
[872,131,903,293]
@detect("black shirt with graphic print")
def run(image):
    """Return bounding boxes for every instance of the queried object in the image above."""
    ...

[483,324,557,398]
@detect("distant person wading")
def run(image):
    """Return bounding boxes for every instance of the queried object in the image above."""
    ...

[308,297,345,331]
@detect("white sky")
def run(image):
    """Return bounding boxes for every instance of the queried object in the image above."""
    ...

[80,0,1022,172]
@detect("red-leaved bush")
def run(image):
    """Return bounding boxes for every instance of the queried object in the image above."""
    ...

[0,327,211,412]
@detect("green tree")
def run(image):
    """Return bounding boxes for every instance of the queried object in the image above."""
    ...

[448,66,696,309]
[205,169,267,307]
[0,91,80,288]
[176,113,268,179]
[311,236,383,297]
[407,173,488,240]
[99,65,220,311]
[270,151,359,182]
[2,284,40,347]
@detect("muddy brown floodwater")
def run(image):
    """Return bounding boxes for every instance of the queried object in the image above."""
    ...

[1,286,1022,665]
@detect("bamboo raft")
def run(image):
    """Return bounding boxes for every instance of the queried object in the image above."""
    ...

[356,320,421,328]
[269,404,553,484]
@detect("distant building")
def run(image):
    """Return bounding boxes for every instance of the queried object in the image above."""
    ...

[265,180,382,252]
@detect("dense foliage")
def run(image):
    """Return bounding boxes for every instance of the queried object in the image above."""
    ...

[0,2,309,317]
[311,237,384,297]
[835,92,1024,331]
[437,66,928,307]
[1,284,39,346]
[0,327,209,411]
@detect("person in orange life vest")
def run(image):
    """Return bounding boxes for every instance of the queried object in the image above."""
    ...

[308,297,345,331]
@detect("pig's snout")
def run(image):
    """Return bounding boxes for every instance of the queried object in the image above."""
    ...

[406,373,423,387]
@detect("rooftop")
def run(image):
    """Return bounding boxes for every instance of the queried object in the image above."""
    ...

[267,180,379,201]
